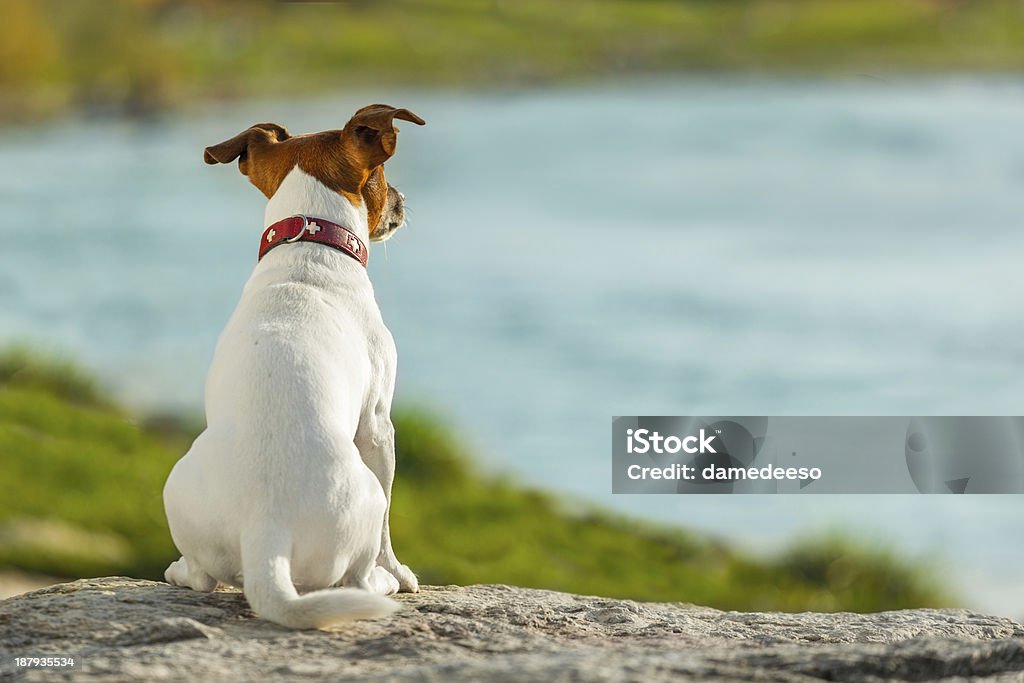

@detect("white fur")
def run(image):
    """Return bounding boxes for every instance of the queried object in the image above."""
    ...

[163,167,417,630]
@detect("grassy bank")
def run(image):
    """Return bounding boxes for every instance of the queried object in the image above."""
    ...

[0,349,947,612]
[2,0,1024,122]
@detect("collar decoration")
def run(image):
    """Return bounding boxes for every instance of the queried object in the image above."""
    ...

[259,215,368,267]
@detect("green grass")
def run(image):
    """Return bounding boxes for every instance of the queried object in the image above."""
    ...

[0,349,947,612]
[2,0,1024,121]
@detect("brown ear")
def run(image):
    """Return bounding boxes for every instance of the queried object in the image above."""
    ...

[203,123,291,173]
[343,104,425,169]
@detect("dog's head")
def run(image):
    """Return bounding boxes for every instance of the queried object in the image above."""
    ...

[203,104,424,241]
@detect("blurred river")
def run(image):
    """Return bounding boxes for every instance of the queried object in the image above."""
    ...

[2,77,1023,616]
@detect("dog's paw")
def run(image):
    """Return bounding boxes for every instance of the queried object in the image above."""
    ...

[390,563,419,593]
[165,556,217,592]
[165,557,189,586]
[369,566,401,596]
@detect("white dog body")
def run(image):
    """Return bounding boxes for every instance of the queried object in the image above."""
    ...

[163,107,424,629]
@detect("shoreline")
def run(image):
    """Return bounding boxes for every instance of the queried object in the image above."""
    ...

[6,65,1024,127]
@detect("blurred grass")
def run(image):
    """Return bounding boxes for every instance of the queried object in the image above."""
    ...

[0,349,948,611]
[2,0,1024,122]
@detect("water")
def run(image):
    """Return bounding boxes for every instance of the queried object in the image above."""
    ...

[2,77,1023,617]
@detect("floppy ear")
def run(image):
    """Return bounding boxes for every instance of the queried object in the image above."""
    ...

[203,123,291,174]
[342,104,425,169]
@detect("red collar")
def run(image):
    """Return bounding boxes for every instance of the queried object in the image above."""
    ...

[258,215,368,268]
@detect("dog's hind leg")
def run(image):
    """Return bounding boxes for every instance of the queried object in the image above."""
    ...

[165,556,218,592]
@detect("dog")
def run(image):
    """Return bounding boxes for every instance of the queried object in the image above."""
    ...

[162,104,425,629]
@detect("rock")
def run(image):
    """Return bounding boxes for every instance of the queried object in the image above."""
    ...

[0,577,1022,682]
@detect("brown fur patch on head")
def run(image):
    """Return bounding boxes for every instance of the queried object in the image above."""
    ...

[203,105,425,238]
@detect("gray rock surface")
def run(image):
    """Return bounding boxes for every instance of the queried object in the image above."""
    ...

[1,577,1022,682]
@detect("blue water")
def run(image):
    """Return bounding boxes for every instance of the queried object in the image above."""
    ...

[2,77,1022,616]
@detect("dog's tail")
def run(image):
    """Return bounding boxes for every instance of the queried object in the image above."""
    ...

[241,529,399,629]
